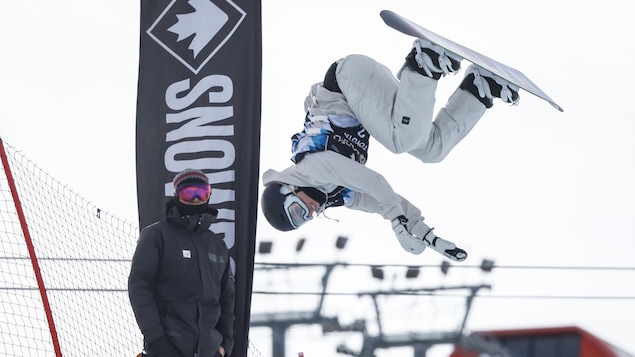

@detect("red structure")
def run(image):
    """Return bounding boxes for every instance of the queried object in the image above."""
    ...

[450,326,633,357]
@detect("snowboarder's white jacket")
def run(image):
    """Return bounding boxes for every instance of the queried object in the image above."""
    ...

[262,149,424,225]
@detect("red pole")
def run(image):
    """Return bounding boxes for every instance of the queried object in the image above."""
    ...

[0,138,63,357]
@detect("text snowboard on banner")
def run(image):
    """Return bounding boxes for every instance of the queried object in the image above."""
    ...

[135,1,261,356]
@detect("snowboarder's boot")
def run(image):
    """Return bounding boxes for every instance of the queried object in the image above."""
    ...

[399,39,462,80]
[460,64,520,108]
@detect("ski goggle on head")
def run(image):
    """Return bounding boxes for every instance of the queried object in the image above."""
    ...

[177,183,211,203]
[281,185,314,228]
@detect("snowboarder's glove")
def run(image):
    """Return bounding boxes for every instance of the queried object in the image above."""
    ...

[391,215,426,254]
[426,235,468,262]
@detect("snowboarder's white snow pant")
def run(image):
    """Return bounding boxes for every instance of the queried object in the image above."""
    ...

[333,54,486,163]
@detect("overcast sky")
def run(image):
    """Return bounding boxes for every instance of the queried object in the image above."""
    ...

[2,0,635,356]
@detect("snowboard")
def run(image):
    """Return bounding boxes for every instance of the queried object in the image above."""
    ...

[380,10,564,112]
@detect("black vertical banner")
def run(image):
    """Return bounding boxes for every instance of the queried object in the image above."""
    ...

[135,1,261,356]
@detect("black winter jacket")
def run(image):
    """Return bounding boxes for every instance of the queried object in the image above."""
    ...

[128,199,235,357]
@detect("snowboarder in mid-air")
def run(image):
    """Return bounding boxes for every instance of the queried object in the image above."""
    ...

[260,38,520,262]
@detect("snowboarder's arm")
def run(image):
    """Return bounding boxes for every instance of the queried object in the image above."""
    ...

[298,151,406,219]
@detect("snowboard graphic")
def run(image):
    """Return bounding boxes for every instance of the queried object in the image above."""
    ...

[381,10,564,112]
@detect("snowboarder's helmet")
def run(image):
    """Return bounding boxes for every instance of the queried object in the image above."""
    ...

[261,183,314,231]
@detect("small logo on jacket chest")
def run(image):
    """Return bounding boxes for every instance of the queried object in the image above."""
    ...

[182,250,191,258]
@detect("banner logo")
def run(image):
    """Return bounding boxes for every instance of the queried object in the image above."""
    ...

[147,0,246,74]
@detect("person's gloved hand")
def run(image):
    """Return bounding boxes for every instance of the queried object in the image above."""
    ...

[426,235,468,262]
[391,215,426,254]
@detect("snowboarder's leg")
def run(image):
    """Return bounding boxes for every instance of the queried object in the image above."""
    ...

[335,40,462,155]
[407,86,487,163]
[333,53,413,154]
[406,64,521,163]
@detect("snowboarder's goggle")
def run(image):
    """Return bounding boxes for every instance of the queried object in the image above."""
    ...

[177,183,211,203]
[281,185,313,228]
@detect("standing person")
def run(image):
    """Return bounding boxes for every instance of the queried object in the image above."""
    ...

[260,39,520,262]
[129,169,235,357]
